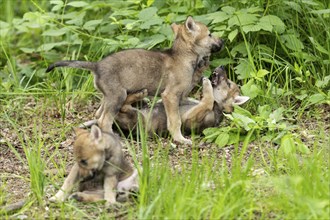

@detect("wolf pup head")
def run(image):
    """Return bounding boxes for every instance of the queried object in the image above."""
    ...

[73,125,107,179]
[211,66,249,113]
[171,16,225,58]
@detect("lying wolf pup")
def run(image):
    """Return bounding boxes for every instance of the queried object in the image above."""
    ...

[46,16,224,145]
[49,125,138,204]
[114,66,249,135]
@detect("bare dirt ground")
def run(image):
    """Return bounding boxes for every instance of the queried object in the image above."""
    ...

[1,96,329,217]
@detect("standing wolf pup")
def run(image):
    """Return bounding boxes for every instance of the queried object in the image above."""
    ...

[46,16,224,145]
[49,125,138,205]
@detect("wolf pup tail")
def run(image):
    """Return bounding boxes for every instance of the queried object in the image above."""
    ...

[46,61,97,73]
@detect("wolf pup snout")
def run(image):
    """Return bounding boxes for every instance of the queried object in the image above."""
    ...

[211,66,227,86]
[211,38,225,53]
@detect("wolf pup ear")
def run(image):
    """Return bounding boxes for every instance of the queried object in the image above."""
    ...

[90,125,102,142]
[171,23,179,38]
[233,96,250,105]
[185,16,196,32]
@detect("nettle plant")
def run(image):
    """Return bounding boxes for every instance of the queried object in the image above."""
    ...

[0,1,173,92]
[206,3,329,105]
[207,6,286,93]
[203,105,310,156]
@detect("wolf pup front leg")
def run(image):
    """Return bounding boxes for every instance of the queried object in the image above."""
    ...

[46,16,224,143]
[49,163,80,202]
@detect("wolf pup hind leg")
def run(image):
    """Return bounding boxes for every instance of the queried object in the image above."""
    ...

[47,16,224,144]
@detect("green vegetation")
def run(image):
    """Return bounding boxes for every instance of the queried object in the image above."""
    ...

[0,0,329,219]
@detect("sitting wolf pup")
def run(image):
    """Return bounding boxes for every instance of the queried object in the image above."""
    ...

[49,125,138,204]
[114,66,250,134]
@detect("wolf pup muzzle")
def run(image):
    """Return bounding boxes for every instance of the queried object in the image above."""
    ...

[211,66,227,86]
[211,39,225,53]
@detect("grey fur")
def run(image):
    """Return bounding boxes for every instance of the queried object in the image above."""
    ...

[47,16,224,145]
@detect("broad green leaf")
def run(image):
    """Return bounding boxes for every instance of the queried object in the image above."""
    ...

[241,79,261,99]
[23,12,47,27]
[256,20,273,32]
[50,0,64,11]
[269,107,285,124]
[296,142,311,154]
[67,1,88,7]
[259,15,285,33]
[211,58,235,66]
[228,13,258,27]
[227,132,240,145]
[228,29,238,42]
[138,7,158,21]
[221,6,236,15]
[203,128,223,142]
[140,17,163,29]
[257,105,271,119]
[246,6,263,14]
[1,81,13,91]
[307,93,326,105]
[215,133,229,148]
[315,76,330,88]
[37,42,68,52]
[147,0,155,7]
[127,37,140,46]
[65,11,86,26]
[280,134,295,155]
[231,42,249,57]
[111,10,137,17]
[233,105,253,118]
[122,19,139,30]
[256,69,269,78]
[231,112,256,131]
[295,93,308,100]
[207,11,230,24]
[83,19,103,31]
[138,34,166,49]
[20,48,35,53]
[50,0,63,4]
[281,34,304,52]
[42,28,67,36]
[242,24,261,33]
[61,11,81,19]
[213,25,227,31]
[0,21,10,37]
[203,127,221,136]
[234,59,254,79]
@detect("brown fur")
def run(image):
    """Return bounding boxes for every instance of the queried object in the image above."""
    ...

[46,16,224,145]
[49,126,138,205]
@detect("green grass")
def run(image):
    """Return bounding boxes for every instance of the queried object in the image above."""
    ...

[1,0,329,219]
[0,95,328,219]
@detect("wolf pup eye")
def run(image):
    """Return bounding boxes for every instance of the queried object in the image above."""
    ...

[208,33,212,37]
[80,159,88,166]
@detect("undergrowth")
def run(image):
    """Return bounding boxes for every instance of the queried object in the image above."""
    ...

[0,0,329,219]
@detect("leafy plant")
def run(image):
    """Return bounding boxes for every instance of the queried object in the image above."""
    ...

[0,0,329,219]
[204,105,310,156]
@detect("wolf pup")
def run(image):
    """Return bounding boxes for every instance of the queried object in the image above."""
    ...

[49,125,138,205]
[113,66,250,134]
[46,16,224,145]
